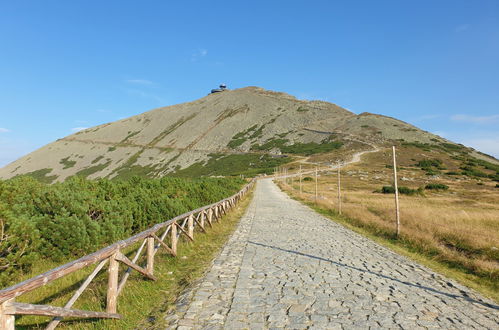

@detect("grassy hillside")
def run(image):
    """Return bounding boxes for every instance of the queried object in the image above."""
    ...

[4,86,491,182]
[278,145,499,301]
[0,175,244,287]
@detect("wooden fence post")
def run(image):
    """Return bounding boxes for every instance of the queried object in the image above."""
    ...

[337,161,342,215]
[200,211,205,229]
[208,208,213,226]
[106,252,119,314]
[188,214,194,239]
[392,146,401,237]
[299,164,302,194]
[315,167,318,203]
[146,237,155,275]
[171,223,178,255]
[0,299,15,330]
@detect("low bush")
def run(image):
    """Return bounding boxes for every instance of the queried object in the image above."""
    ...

[378,185,422,196]
[303,176,313,181]
[425,183,449,191]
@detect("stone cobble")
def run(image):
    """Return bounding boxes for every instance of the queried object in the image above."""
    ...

[163,179,499,329]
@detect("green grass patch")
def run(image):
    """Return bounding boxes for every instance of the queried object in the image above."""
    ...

[59,157,77,169]
[174,153,291,177]
[296,106,309,112]
[227,137,248,149]
[91,155,104,164]
[148,114,197,147]
[377,185,423,196]
[16,168,58,184]
[121,130,141,143]
[425,183,449,191]
[74,160,112,179]
[251,139,342,155]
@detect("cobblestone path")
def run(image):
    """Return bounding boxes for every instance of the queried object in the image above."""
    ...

[164,179,499,329]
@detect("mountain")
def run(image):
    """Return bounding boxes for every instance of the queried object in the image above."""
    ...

[0,86,496,182]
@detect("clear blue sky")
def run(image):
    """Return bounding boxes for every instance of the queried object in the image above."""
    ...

[1,0,498,166]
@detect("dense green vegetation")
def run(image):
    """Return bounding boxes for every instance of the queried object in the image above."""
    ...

[425,183,449,191]
[404,142,499,182]
[75,160,112,178]
[20,168,59,184]
[251,138,342,155]
[378,185,423,196]
[414,158,445,175]
[402,141,468,154]
[0,176,244,287]
[226,125,267,149]
[59,156,76,169]
[174,153,290,177]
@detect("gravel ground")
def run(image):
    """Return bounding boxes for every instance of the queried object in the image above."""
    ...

[163,179,499,329]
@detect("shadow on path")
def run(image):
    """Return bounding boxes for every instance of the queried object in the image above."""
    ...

[248,241,499,311]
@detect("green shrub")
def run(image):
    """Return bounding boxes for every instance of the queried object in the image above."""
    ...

[0,175,244,287]
[174,153,290,177]
[379,185,420,196]
[416,159,443,168]
[381,186,395,193]
[425,183,449,191]
[303,176,313,181]
[59,157,76,169]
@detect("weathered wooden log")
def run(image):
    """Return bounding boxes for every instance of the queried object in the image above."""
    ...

[0,299,15,330]
[117,239,147,295]
[153,226,171,256]
[151,233,176,257]
[199,211,205,230]
[46,259,108,330]
[193,213,207,233]
[171,222,178,255]
[188,214,194,239]
[207,209,213,227]
[4,302,121,319]
[175,222,194,242]
[146,237,155,276]
[116,252,156,281]
[106,252,119,314]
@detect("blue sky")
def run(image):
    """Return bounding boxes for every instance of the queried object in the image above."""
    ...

[1,0,498,166]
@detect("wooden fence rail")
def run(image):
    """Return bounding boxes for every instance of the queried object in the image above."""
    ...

[0,180,254,329]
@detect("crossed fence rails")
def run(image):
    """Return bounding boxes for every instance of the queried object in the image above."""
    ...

[0,180,255,329]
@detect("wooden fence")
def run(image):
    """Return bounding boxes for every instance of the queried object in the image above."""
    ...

[0,180,254,329]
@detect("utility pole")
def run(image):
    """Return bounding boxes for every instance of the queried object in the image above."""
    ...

[299,164,302,194]
[315,167,318,203]
[392,146,400,237]
[337,161,342,215]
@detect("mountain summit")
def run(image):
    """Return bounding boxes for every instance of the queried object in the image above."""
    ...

[0,87,494,182]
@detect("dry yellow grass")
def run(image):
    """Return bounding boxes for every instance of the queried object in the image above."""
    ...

[278,148,499,299]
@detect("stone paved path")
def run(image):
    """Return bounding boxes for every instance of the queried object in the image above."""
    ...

[163,179,499,329]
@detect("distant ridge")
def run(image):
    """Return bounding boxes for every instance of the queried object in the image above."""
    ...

[1,86,496,182]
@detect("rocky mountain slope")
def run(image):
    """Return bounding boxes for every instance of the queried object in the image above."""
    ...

[0,86,495,182]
